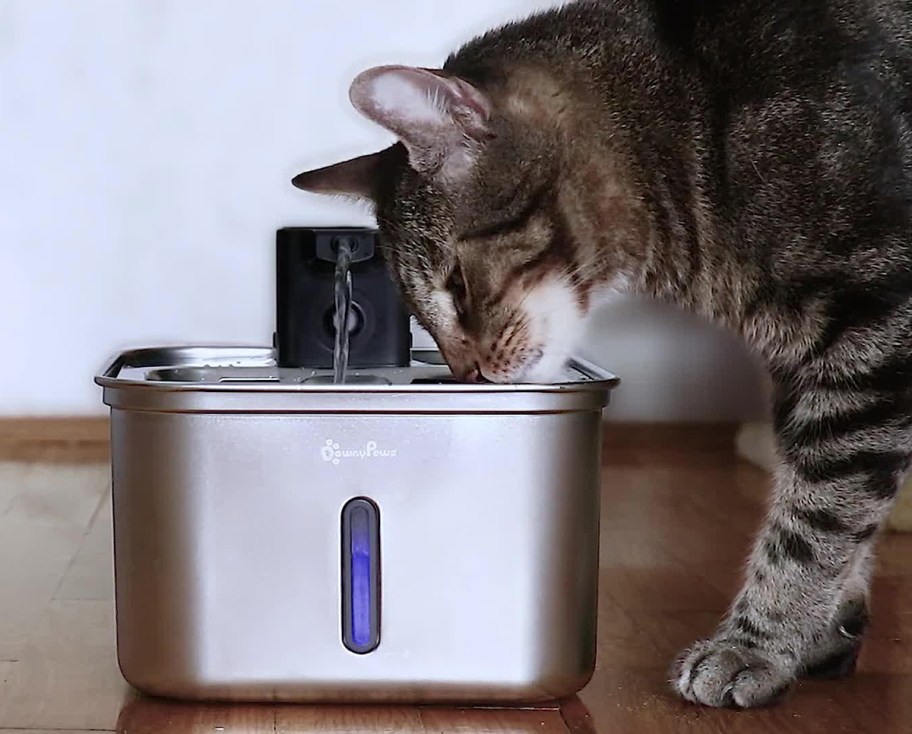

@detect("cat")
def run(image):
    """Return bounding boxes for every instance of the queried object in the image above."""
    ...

[291,0,912,709]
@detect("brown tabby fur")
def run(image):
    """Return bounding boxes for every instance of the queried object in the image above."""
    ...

[292,0,912,709]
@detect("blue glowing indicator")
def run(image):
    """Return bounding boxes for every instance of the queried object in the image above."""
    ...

[341,497,379,654]
[349,505,372,648]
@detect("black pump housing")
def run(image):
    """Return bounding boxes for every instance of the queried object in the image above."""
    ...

[274,227,412,369]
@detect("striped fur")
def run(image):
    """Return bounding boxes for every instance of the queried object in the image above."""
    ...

[292,0,912,708]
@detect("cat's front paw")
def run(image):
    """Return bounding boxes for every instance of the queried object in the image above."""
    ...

[801,597,869,680]
[672,639,795,708]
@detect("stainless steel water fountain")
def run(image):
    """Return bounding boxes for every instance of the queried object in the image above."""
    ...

[96,227,619,704]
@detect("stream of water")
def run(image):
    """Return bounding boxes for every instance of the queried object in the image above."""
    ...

[333,239,354,384]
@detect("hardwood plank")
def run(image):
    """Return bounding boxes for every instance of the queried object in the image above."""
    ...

[0,601,128,731]
[586,438,912,734]
[0,463,109,648]
[872,533,912,577]
[580,667,912,734]
[602,422,739,454]
[580,669,727,734]
[599,467,730,613]
[714,676,912,734]
[277,705,425,733]
[418,706,569,733]
[0,418,109,463]
[0,461,108,528]
[115,697,278,733]
[114,699,571,733]
[55,494,114,602]
[558,696,597,734]
[837,674,912,733]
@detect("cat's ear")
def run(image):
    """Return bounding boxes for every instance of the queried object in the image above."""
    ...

[291,151,382,202]
[349,65,492,182]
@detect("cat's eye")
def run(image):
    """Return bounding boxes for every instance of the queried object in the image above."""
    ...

[446,266,466,298]
[446,265,468,316]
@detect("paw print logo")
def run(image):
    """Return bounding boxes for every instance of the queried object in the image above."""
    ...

[321,439,341,465]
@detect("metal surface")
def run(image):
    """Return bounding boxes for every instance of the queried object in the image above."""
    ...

[97,346,617,388]
[96,346,617,704]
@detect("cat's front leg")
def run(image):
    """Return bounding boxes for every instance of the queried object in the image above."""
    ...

[672,381,910,708]
[800,547,872,679]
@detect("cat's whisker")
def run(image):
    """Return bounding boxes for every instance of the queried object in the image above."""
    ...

[558,255,613,284]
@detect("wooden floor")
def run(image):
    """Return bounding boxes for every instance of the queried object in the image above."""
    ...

[0,422,909,732]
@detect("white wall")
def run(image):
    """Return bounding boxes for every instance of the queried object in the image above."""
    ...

[0,0,768,420]
[579,298,768,422]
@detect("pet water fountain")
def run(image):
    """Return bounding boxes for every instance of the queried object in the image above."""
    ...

[95,226,620,703]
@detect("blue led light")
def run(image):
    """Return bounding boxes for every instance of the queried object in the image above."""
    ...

[341,497,379,654]
[349,505,372,647]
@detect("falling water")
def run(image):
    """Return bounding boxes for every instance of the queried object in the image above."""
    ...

[333,239,354,383]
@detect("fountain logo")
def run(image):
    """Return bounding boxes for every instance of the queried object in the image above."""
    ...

[320,439,398,466]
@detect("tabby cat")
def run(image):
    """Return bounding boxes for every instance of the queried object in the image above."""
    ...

[291,0,912,709]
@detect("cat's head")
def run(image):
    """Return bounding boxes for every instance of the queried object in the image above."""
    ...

[292,65,622,383]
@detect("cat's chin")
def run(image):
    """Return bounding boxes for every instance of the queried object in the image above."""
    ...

[516,349,572,384]
[474,348,569,384]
